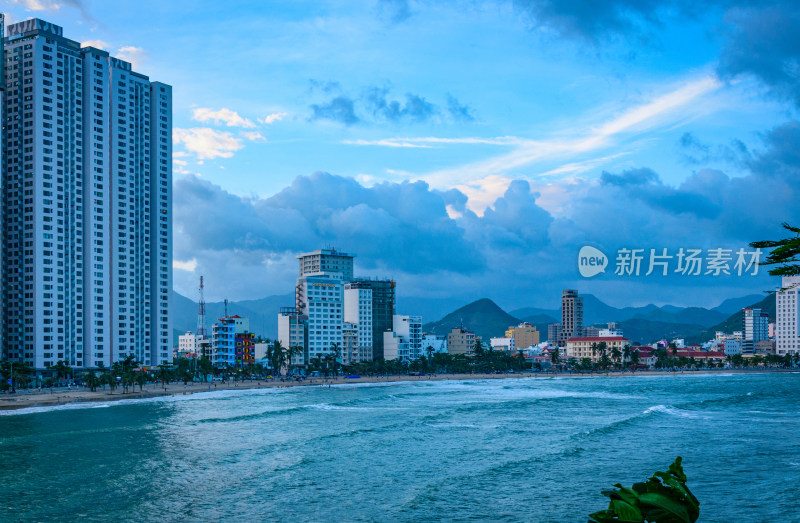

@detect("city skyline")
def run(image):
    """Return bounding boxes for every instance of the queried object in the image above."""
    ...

[4,1,799,310]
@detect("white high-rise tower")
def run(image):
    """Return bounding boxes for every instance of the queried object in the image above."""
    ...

[1,19,172,370]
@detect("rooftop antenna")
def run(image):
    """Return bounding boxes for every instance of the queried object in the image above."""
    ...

[197,275,206,340]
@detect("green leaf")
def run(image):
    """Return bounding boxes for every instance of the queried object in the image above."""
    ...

[588,509,618,523]
[638,492,691,522]
[614,486,641,507]
[610,500,643,522]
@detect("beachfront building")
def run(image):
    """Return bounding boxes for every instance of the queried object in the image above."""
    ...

[0,18,172,370]
[344,283,373,362]
[211,316,236,366]
[277,307,308,366]
[349,278,395,360]
[490,337,515,352]
[447,327,477,356]
[298,274,344,362]
[235,332,255,367]
[565,336,630,362]
[742,308,769,355]
[178,332,203,357]
[505,323,540,349]
[421,334,447,356]
[776,275,800,356]
[383,315,422,361]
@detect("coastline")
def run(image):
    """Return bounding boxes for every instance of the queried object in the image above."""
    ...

[0,368,793,413]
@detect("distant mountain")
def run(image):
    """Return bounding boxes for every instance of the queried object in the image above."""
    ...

[172,290,293,344]
[510,306,560,320]
[421,298,522,341]
[632,306,727,328]
[711,294,767,315]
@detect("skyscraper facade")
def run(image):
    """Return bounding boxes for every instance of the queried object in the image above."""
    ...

[742,307,769,355]
[776,276,800,356]
[559,289,583,345]
[1,18,172,370]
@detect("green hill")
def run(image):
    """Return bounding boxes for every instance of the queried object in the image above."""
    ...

[421,298,522,341]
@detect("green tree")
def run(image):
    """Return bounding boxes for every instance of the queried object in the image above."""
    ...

[135,371,148,392]
[750,223,800,277]
[83,371,101,392]
[610,346,622,369]
[550,347,560,370]
[623,344,632,368]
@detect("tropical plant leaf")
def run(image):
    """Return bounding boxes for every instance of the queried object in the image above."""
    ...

[610,500,643,522]
[638,492,691,522]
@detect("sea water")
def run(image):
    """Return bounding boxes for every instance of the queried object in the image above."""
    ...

[1,373,798,522]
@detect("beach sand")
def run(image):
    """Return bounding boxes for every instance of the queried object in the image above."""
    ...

[0,369,786,411]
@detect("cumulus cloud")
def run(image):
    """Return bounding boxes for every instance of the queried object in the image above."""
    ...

[173,128,244,160]
[116,46,146,68]
[259,112,288,124]
[80,39,109,50]
[174,121,800,308]
[193,107,256,128]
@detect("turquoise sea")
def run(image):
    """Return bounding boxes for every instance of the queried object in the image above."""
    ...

[1,373,799,522]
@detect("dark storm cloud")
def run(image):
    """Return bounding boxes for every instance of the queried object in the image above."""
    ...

[717,2,800,107]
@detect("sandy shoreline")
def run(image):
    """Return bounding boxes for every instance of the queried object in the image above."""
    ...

[0,369,793,412]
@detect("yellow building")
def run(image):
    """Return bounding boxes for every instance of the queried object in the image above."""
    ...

[505,323,540,349]
[565,336,630,362]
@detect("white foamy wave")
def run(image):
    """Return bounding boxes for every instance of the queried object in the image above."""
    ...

[643,404,696,418]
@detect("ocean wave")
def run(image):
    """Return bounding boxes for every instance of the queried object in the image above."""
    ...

[642,404,696,418]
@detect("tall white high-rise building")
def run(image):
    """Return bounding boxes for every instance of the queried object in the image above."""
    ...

[1,19,172,370]
[344,283,372,362]
[776,276,800,356]
[298,274,344,361]
[383,315,422,361]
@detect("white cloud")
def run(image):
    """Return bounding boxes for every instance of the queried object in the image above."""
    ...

[259,112,288,124]
[420,75,722,211]
[81,39,108,50]
[173,128,244,160]
[173,259,198,272]
[193,108,256,129]
[240,131,266,142]
[344,139,433,148]
[116,46,146,68]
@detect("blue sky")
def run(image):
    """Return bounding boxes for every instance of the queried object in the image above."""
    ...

[6,0,800,312]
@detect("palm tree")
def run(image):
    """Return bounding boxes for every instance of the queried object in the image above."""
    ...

[104,372,117,394]
[622,345,632,368]
[287,345,303,375]
[630,349,640,368]
[135,371,148,392]
[267,340,286,375]
[329,343,342,376]
[83,370,101,392]
[550,348,560,371]
[610,346,622,369]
